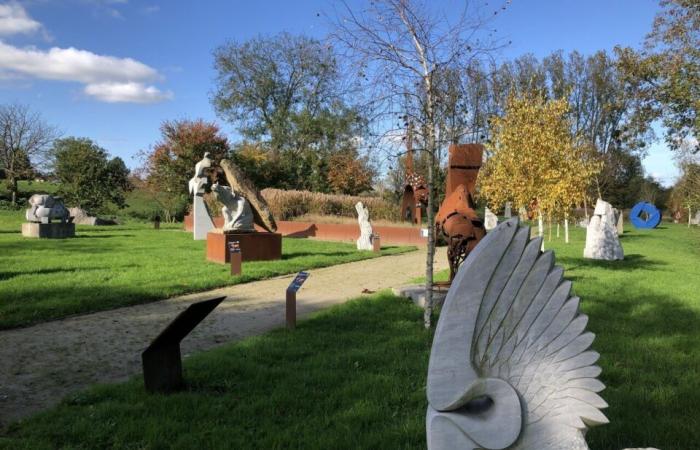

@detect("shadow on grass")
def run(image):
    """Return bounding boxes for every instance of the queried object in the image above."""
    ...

[557,253,666,272]
[0,266,109,282]
[584,283,700,449]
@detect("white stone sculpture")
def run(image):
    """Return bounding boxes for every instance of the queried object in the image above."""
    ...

[25,194,69,223]
[426,218,608,450]
[484,207,498,231]
[188,153,216,240]
[584,199,624,261]
[211,183,254,232]
[518,206,528,221]
[355,201,374,251]
[504,202,512,219]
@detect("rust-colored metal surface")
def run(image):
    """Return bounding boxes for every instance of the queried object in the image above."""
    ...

[207,230,282,264]
[435,144,486,283]
[400,126,428,224]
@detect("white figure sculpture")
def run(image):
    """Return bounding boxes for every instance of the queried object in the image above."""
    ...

[188,153,216,240]
[504,202,512,219]
[25,194,69,223]
[426,218,608,450]
[484,207,498,231]
[211,183,254,232]
[355,201,373,250]
[584,199,624,260]
[188,152,212,195]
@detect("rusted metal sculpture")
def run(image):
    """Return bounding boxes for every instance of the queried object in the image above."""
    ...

[400,126,429,224]
[435,144,486,283]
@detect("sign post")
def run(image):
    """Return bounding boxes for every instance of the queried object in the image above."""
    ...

[372,233,381,253]
[286,271,309,330]
[229,241,242,276]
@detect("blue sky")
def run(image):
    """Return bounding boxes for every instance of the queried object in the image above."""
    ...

[0,0,677,185]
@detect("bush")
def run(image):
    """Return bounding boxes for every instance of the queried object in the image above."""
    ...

[0,199,22,211]
[261,188,400,221]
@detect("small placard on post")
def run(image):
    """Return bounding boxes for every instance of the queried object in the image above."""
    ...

[286,271,309,330]
[229,241,242,276]
[372,233,381,253]
[142,296,225,393]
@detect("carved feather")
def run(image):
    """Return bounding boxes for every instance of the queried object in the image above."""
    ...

[427,218,607,450]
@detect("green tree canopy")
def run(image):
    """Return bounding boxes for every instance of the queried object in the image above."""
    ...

[51,137,131,213]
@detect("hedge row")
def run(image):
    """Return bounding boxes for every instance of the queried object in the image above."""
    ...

[261,188,400,221]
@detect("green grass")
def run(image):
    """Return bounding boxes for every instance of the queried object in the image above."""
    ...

[0,210,412,330]
[2,222,700,449]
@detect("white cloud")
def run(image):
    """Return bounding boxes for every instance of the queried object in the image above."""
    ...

[84,81,172,103]
[0,41,172,103]
[0,2,42,36]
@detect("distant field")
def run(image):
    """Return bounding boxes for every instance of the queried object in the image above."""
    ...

[0,210,413,330]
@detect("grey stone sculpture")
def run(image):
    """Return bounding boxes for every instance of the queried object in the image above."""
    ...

[426,218,607,450]
[484,207,498,231]
[25,194,69,223]
[583,199,623,261]
[211,183,254,232]
[355,201,374,251]
[188,153,215,240]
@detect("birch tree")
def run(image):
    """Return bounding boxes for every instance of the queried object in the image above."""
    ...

[332,0,505,327]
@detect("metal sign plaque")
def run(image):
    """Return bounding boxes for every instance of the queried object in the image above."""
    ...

[287,271,309,293]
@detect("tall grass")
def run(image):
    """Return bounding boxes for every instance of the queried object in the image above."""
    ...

[261,188,399,221]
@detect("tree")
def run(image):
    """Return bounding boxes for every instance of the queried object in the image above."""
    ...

[333,0,505,328]
[480,92,600,244]
[212,33,369,191]
[0,104,58,204]
[326,148,376,195]
[617,0,700,152]
[140,119,230,220]
[51,137,132,213]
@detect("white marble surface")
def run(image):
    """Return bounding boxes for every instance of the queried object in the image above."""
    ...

[584,199,624,261]
[427,218,607,450]
[355,201,374,250]
[484,207,498,231]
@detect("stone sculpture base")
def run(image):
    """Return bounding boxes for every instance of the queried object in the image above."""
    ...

[21,222,75,239]
[206,230,282,264]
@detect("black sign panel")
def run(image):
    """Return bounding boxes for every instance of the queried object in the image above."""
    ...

[287,271,309,293]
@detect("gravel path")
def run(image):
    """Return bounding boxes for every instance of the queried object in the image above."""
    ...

[0,249,446,426]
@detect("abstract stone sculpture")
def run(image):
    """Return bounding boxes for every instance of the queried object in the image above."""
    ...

[426,218,608,450]
[435,144,486,282]
[355,201,374,251]
[584,199,624,261]
[189,152,215,240]
[25,194,69,223]
[518,206,528,221]
[484,207,498,231]
[630,202,661,229]
[211,183,254,232]
[504,202,512,219]
[219,159,277,233]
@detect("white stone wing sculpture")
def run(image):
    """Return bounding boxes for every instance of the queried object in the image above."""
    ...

[427,218,607,450]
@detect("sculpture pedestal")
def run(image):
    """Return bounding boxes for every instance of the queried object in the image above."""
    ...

[206,230,282,264]
[192,195,215,240]
[21,222,75,238]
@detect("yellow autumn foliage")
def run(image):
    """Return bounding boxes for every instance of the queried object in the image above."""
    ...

[479,92,601,220]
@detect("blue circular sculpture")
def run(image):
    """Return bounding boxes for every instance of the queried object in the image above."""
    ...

[630,202,661,229]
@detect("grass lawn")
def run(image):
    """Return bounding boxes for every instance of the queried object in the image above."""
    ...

[0,210,412,330]
[1,221,699,449]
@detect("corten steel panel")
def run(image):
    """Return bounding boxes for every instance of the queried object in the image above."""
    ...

[206,231,282,264]
[446,144,483,196]
[266,221,428,246]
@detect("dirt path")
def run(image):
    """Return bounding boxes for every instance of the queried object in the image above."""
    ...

[0,249,446,426]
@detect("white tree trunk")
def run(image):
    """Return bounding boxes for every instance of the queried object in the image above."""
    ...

[689,206,692,228]
[564,217,569,243]
[556,222,560,238]
[538,212,544,251]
